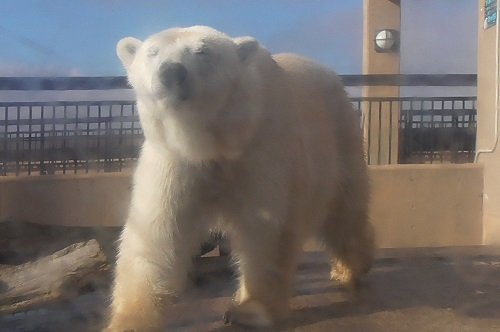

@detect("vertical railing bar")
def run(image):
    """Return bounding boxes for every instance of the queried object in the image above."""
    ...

[472,99,477,162]
[39,105,46,175]
[429,99,435,164]
[451,98,457,163]
[418,99,424,163]
[63,105,67,175]
[440,99,444,163]
[97,104,102,173]
[15,106,20,175]
[28,105,33,175]
[408,100,414,164]
[75,104,79,174]
[105,104,111,172]
[52,105,57,174]
[86,105,90,173]
[377,101,382,164]
[2,106,7,175]
[367,100,372,165]
[119,103,124,172]
[388,100,393,164]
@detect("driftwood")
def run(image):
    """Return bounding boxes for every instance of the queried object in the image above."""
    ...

[0,220,226,265]
[0,239,110,315]
[0,220,230,319]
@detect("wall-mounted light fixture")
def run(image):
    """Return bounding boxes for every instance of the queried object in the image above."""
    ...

[374,29,400,53]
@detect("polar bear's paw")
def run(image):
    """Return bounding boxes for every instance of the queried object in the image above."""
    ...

[103,323,160,332]
[103,315,164,332]
[330,258,355,285]
[223,299,273,328]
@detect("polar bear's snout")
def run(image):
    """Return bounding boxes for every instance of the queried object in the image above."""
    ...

[159,62,187,87]
[158,61,191,101]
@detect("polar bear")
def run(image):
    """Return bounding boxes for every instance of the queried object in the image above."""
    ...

[106,25,374,331]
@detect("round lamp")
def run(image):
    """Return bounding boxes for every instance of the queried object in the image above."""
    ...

[374,29,399,53]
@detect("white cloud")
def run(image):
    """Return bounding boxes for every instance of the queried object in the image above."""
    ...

[0,61,84,77]
[0,89,135,103]
[0,61,133,102]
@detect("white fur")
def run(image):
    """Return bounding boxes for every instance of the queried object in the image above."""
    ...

[106,26,374,331]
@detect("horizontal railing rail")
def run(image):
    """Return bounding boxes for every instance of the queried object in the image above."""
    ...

[341,74,477,87]
[0,74,477,90]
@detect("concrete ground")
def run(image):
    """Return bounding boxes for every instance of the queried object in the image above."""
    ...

[1,246,500,332]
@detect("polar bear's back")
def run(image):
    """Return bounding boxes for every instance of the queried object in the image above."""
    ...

[273,53,344,92]
[272,53,356,123]
[272,53,365,173]
[262,53,368,238]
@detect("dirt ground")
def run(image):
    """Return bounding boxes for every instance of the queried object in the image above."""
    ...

[1,246,500,332]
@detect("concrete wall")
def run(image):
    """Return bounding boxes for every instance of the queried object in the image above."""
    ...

[0,173,131,227]
[370,164,483,248]
[476,0,500,245]
[0,164,484,248]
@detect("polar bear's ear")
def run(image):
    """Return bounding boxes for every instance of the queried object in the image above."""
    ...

[234,37,259,63]
[117,37,142,69]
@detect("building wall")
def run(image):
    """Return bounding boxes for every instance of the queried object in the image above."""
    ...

[0,173,131,227]
[476,0,500,244]
[0,164,484,248]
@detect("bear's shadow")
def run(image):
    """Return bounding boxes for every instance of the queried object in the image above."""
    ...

[206,251,500,332]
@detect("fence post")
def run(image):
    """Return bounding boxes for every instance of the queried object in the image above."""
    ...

[363,0,401,164]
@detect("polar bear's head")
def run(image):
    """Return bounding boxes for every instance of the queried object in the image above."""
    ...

[117,26,265,162]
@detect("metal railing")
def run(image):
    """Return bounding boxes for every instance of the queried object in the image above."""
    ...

[0,101,142,175]
[351,97,477,164]
[0,75,477,175]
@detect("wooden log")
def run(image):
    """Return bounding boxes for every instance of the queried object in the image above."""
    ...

[0,239,110,315]
[0,220,226,265]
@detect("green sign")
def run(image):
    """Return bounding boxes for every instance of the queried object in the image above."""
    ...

[485,0,497,29]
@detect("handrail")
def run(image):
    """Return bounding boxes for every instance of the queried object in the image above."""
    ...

[0,74,477,91]
[340,74,477,87]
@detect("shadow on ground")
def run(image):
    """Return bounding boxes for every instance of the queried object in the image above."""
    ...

[1,248,500,332]
[197,249,500,332]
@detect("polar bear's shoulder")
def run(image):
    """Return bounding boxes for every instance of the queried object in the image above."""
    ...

[272,53,344,93]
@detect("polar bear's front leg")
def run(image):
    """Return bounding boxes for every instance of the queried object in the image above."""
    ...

[105,232,169,332]
[224,223,301,328]
[105,218,203,331]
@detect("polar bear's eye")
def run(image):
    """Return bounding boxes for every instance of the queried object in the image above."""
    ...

[194,47,210,56]
[147,47,159,57]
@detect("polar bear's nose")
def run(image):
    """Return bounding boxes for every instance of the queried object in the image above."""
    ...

[159,62,188,88]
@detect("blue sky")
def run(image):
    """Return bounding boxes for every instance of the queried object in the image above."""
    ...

[0,0,477,77]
